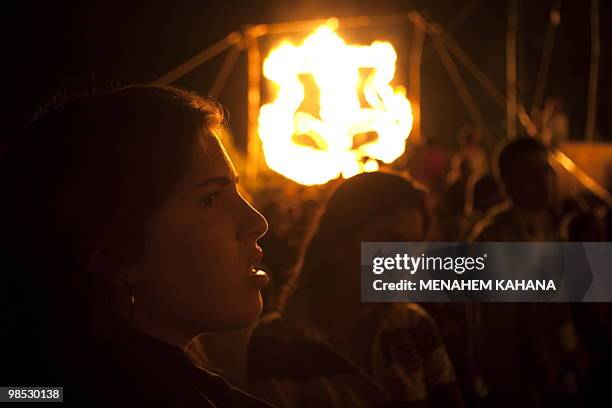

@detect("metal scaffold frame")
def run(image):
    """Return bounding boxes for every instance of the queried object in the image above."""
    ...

[151,5,610,206]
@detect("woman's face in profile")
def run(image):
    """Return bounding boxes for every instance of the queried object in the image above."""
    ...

[132,133,268,336]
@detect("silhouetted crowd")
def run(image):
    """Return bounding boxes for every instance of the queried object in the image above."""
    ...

[191,127,612,408]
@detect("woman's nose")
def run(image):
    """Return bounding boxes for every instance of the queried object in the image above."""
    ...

[238,199,268,242]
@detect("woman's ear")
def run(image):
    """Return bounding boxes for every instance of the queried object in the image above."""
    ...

[87,247,145,322]
[87,247,142,287]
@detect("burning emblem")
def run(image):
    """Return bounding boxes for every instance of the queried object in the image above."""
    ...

[258,24,413,185]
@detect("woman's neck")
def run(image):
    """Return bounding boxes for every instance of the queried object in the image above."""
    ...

[131,313,194,350]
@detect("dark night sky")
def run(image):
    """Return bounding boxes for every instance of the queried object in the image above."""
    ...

[5,0,611,152]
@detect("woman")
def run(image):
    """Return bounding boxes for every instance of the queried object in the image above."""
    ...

[247,172,464,407]
[0,86,275,406]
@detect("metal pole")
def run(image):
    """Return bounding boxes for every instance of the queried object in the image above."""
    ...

[408,12,426,146]
[422,0,486,63]
[246,29,262,182]
[506,0,518,140]
[532,0,562,116]
[151,32,242,85]
[430,24,489,138]
[585,0,600,142]
[550,148,611,206]
[437,26,505,109]
[209,43,243,97]
[152,12,422,87]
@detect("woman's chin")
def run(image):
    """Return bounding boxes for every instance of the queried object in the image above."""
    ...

[243,293,264,325]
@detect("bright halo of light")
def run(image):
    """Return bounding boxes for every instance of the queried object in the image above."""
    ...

[259,23,413,185]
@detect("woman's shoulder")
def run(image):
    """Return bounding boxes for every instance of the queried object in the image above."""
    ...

[189,366,277,407]
[82,323,275,407]
[78,362,273,407]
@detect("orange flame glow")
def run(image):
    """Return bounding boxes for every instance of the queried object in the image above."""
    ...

[258,23,413,185]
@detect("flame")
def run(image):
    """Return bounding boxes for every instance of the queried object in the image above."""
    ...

[258,23,413,185]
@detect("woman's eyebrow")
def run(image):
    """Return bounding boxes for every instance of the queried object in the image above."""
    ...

[194,175,239,189]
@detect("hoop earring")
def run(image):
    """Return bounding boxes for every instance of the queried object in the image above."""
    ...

[127,290,136,324]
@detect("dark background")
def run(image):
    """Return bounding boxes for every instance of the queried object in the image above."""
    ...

[4,0,611,152]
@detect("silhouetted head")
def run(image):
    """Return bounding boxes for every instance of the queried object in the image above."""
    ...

[278,171,428,312]
[494,137,556,210]
[465,173,503,217]
[1,86,268,380]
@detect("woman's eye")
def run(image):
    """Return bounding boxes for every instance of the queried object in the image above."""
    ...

[199,191,222,209]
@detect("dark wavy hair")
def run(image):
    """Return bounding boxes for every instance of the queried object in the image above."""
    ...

[0,85,223,382]
[276,171,429,313]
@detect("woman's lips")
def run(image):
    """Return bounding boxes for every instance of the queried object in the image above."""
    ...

[248,266,269,289]
[247,247,267,288]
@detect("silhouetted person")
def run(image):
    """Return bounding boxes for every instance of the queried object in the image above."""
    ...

[247,172,465,408]
[468,137,588,407]
[469,137,557,241]
[442,158,472,240]
[561,208,612,407]
[464,173,504,220]
[451,124,488,176]
[0,86,275,407]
